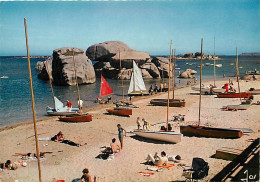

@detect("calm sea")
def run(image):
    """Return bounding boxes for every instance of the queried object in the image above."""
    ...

[0,56,259,126]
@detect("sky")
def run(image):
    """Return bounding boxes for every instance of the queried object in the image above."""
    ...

[0,0,259,56]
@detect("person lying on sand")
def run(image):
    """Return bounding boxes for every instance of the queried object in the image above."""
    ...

[145,151,168,166]
[0,160,18,170]
[167,154,182,163]
[15,152,47,158]
[51,131,86,147]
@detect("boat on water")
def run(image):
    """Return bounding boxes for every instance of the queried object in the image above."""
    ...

[248,88,260,95]
[134,40,182,144]
[215,64,222,67]
[150,99,185,107]
[59,113,92,122]
[0,75,8,79]
[181,39,243,139]
[46,97,79,116]
[128,61,149,96]
[180,125,243,139]
[106,107,132,117]
[245,69,260,75]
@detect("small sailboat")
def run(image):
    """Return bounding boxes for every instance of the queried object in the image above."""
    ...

[215,64,222,67]
[150,45,185,107]
[0,75,8,79]
[59,50,92,122]
[180,39,243,139]
[134,40,182,144]
[128,61,149,96]
[97,75,114,104]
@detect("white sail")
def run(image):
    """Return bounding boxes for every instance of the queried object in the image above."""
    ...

[54,96,64,110]
[128,61,147,94]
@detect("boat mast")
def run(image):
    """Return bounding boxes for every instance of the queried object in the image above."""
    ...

[213,37,216,87]
[119,49,124,100]
[198,38,203,126]
[72,50,82,114]
[133,60,136,92]
[24,18,42,182]
[236,48,241,98]
[172,49,176,99]
[45,60,55,108]
[166,40,172,131]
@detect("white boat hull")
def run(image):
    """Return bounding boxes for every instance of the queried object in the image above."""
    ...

[133,130,182,143]
[226,104,250,110]
[46,107,79,116]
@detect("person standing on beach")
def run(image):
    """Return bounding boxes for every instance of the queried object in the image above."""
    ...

[117,124,126,149]
[136,117,141,130]
[66,100,72,111]
[142,118,148,130]
[78,99,83,110]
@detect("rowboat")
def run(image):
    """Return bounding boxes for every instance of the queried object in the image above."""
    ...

[59,114,92,122]
[225,104,250,110]
[133,130,182,143]
[180,125,243,139]
[217,92,251,98]
[248,88,260,95]
[106,107,132,117]
[150,99,185,107]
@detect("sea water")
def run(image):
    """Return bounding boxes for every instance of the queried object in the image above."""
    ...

[0,56,259,126]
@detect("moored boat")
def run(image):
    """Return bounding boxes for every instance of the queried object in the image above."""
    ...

[150,99,185,107]
[133,130,182,143]
[180,125,243,139]
[217,92,251,98]
[225,104,250,110]
[59,114,92,122]
[106,107,132,117]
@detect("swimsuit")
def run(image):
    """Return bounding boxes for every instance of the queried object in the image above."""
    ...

[118,128,124,138]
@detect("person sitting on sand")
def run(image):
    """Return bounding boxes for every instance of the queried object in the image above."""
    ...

[145,151,168,166]
[51,131,64,142]
[80,168,91,182]
[110,138,121,153]
[0,160,17,170]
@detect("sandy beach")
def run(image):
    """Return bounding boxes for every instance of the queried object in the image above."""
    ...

[0,79,259,182]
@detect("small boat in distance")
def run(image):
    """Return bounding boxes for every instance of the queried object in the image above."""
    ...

[215,64,222,67]
[128,61,149,96]
[0,75,8,79]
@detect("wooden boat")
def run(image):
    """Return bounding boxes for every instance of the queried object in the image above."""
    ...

[180,125,243,139]
[134,41,182,143]
[150,99,185,107]
[106,107,132,117]
[248,88,260,95]
[59,114,92,122]
[128,61,149,96]
[225,104,250,110]
[217,92,251,98]
[133,130,182,143]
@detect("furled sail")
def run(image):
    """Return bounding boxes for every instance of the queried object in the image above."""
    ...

[128,61,147,94]
[100,75,114,97]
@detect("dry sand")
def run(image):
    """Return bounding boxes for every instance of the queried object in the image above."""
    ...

[0,79,259,182]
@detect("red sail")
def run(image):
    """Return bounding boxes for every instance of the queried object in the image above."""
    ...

[100,75,114,97]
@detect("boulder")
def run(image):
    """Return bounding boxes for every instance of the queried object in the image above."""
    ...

[117,69,133,80]
[52,47,96,86]
[140,62,160,78]
[36,61,44,71]
[151,57,170,78]
[38,57,53,81]
[141,69,153,79]
[179,69,197,78]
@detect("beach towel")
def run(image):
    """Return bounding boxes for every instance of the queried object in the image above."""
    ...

[137,171,155,177]
[38,137,51,141]
[156,163,174,168]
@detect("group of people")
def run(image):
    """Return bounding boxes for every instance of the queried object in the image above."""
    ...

[149,83,168,94]
[0,160,18,171]
[136,117,150,130]
[66,99,83,111]
[145,151,181,166]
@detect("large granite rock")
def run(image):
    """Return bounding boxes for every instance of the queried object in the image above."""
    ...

[36,61,44,71]
[179,69,197,78]
[38,57,53,80]
[151,57,170,78]
[52,47,96,86]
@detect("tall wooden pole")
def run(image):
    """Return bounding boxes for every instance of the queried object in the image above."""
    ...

[45,60,55,108]
[72,50,82,113]
[198,38,203,126]
[119,49,124,100]
[166,40,172,131]
[213,37,216,87]
[236,48,241,101]
[172,49,176,99]
[24,18,42,182]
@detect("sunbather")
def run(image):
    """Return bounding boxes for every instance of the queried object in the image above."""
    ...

[15,152,46,158]
[146,151,168,166]
[167,155,181,162]
[80,168,91,182]
[0,160,17,170]
[51,131,85,147]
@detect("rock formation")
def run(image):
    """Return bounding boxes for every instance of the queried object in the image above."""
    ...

[38,57,53,81]
[38,47,96,86]
[179,69,197,78]
[35,61,44,71]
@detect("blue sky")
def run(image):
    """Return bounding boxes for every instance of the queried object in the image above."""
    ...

[0,0,259,56]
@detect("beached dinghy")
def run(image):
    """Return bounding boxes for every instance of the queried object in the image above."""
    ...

[133,130,182,143]
[128,61,149,96]
[46,97,79,116]
[248,88,260,95]
[181,40,243,139]
[180,125,243,139]
[59,114,92,122]
[134,41,182,143]
[225,104,250,110]
[217,92,251,98]
[106,107,132,117]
